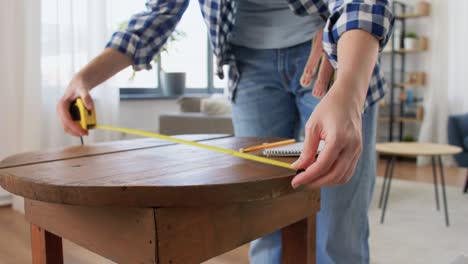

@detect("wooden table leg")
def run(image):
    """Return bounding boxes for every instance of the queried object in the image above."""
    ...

[281,215,316,264]
[31,224,63,264]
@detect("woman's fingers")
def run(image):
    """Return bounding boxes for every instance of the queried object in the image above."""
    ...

[291,123,321,170]
[300,30,323,87]
[57,98,87,136]
[300,30,335,99]
[291,139,341,189]
[304,147,356,188]
[335,149,361,185]
[57,86,93,137]
[79,90,94,110]
[312,54,334,98]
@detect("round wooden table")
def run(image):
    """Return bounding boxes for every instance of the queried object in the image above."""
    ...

[376,142,462,227]
[0,135,320,264]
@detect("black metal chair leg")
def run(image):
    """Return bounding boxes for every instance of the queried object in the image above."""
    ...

[431,156,440,211]
[463,171,468,194]
[379,158,391,209]
[381,156,396,224]
[437,155,450,227]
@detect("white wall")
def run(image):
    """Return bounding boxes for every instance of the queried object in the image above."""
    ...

[118,99,179,134]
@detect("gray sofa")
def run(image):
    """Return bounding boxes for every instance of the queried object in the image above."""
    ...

[159,96,234,135]
[447,113,468,193]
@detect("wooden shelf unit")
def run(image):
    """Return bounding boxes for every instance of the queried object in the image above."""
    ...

[379,117,423,123]
[382,48,427,54]
[380,1,430,142]
[394,82,425,88]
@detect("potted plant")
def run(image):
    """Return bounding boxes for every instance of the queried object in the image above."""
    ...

[157,30,187,96]
[120,22,187,96]
[402,134,416,142]
[404,32,418,50]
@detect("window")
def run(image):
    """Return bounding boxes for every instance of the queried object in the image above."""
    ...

[41,0,154,92]
[110,0,227,94]
[108,0,158,89]
[41,0,226,97]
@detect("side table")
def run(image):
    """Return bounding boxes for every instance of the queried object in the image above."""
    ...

[376,142,462,227]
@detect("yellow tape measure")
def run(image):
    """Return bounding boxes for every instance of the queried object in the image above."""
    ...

[70,99,294,170]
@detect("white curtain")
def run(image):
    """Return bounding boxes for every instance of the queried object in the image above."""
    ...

[0,0,42,206]
[1,0,123,209]
[447,1,468,114]
[41,0,120,148]
[418,0,468,164]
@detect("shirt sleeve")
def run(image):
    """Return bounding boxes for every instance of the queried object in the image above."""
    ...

[322,0,394,64]
[106,0,189,71]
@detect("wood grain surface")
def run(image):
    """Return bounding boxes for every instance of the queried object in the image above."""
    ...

[155,191,320,263]
[376,142,462,156]
[31,224,63,264]
[282,217,316,264]
[0,136,300,207]
[0,134,231,169]
[26,199,157,263]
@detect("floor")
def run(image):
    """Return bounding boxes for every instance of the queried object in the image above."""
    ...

[368,177,468,264]
[376,158,467,187]
[0,159,466,264]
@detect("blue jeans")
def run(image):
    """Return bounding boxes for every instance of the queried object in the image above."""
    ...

[230,42,377,264]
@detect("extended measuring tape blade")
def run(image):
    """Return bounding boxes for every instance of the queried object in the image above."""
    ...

[72,99,294,170]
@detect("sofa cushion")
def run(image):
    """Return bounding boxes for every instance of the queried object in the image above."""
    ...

[448,114,468,151]
[177,96,207,113]
[456,114,468,136]
[464,136,468,150]
[200,95,232,115]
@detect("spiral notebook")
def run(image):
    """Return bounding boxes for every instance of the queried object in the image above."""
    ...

[262,140,325,157]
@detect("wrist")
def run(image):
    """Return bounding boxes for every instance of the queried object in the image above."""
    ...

[74,71,92,91]
[329,79,367,114]
[337,71,368,88]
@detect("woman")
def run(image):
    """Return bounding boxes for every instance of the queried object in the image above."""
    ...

[57,0,393,262]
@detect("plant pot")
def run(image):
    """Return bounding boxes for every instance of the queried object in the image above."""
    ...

[393,35,402,50]
[392,29,403,49]
[418,36,428,50]
[404,38,418,50]
[417,2,431,16]
[408,72,426,86]
[161,72,186,96]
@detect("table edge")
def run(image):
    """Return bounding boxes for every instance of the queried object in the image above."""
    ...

[0,172,310,207]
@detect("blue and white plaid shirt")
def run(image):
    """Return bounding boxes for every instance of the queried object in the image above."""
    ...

[107,0,394,109]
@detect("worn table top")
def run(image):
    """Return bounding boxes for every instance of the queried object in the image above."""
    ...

[376,142,462,157]
[0,135,300,207]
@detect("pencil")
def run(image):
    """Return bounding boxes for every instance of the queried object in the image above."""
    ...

[240,139,296,153]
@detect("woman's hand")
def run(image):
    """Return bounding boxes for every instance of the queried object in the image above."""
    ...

[291,80,363,189]
[56,48,133,137]
[291,29,379,189]
[56,74,94,137]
